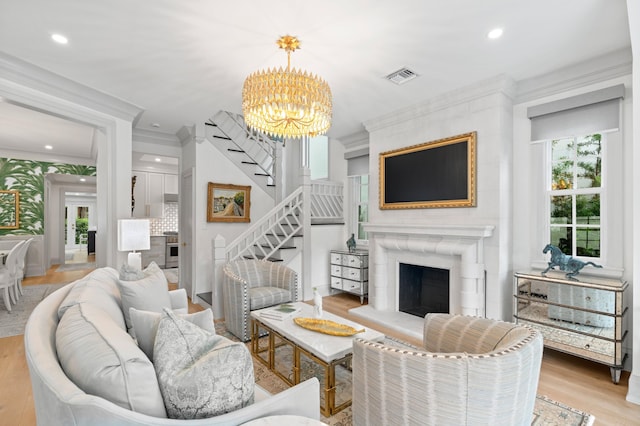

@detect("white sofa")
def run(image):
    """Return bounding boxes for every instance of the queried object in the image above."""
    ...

[24,267,319,425]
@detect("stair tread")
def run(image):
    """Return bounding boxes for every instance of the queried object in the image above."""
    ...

[196,292,213,305]
[243,254,283,262]
[257,244,296,249]
[266,232,303,238]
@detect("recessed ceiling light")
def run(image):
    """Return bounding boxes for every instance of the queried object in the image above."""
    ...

[44,145,53,150]
[488,28,503,40]
[51,33,68,44]
[155,158,162,162]
[151,123,160,128]
[80,178,86,182]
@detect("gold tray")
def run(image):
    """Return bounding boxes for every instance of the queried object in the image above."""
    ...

[293,317,365,336]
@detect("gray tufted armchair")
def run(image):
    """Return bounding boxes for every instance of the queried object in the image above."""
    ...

[352,314,543,426]
[222,259,299,342]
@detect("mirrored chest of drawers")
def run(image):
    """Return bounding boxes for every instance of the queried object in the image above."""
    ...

[514,271,628,383]
[330,250,368,303]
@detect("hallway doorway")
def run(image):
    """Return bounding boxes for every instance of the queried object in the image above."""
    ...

[64,195,96,265]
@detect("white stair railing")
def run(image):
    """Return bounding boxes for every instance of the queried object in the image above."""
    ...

[310,180,344,224]
[226,187,304,262]
[224,180,344,262]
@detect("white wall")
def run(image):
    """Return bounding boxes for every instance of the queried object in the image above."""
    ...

[191,140,275,318]
[626,0,640,405]
[363,76,515,320]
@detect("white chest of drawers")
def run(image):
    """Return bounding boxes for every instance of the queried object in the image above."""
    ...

[329,250,368,303]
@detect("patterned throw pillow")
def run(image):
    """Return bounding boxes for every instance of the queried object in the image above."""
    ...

[129,307,215,360]
[153,309,255,419]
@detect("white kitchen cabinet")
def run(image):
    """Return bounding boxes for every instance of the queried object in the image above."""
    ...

[132,171,166,218]
[164,174,179,194]
[132,172,147,218]
[141,236,166,268]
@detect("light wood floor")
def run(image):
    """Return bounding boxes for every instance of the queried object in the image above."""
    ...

[1,265,639,425]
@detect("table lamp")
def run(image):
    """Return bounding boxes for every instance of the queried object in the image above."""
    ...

[117,219,150,271]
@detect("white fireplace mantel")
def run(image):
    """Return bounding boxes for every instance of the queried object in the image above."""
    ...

[352,222,495,338]
[364,223,495,239]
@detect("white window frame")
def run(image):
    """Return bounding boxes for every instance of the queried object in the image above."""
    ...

[545,134,605,261]
[348,174,369,246]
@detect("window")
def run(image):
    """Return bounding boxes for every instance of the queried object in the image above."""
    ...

[309,136,328,180]
[349,175,369,242]
[548,134,603,258]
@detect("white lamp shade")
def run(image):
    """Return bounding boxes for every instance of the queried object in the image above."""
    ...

[117,219,151,252]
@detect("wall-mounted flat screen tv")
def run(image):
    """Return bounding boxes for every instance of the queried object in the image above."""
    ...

[379,132,476,209]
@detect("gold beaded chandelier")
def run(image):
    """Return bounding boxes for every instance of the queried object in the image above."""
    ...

[242,35,332,139]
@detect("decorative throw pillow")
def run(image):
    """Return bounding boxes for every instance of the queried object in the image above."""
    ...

[119,262,145,281]
[57,267,126,329]
[154,309,254,419]
[56,303,167,418]
[116,261,171,331]
[130,307,216,360]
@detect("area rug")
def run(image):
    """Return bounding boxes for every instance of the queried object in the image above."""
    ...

[56,262,96,272]
[0,283,68,338]
[214,322,595,426]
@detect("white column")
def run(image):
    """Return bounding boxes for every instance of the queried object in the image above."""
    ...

[96,118,133,269]
[300,167,312,300]
[212,234,226,319]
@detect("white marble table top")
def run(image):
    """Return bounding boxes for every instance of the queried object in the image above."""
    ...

[251,301,384,363]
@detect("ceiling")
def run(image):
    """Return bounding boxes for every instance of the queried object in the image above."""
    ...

[0,0,632,163]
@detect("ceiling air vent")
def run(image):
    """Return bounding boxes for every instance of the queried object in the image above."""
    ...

[385,67,418,85]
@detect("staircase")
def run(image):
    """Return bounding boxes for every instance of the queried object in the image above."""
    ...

[205,110,279,199]
[201,112,344,307]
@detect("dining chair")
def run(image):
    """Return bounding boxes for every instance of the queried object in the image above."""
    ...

[0,240,25,312]
[15,238,34,299]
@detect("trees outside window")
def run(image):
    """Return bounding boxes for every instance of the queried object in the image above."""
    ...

[549,134,602,258]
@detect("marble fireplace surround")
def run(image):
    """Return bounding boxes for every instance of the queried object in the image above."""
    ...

[350,223,494,341]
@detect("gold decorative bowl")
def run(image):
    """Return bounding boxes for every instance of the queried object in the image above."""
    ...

[293,317,365,336]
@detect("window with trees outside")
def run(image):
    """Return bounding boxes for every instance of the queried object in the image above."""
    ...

[548,134,603,259]
[349,175,369,242]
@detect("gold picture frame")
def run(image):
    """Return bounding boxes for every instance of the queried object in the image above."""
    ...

[379,132,476,209]
[0,190,20,229]
[207,182,251,223]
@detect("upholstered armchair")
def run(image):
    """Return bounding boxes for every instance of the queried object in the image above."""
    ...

[223,259,299,341]
[352,314,543,426]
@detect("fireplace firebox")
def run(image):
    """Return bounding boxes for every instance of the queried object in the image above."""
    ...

[399,263,449,318]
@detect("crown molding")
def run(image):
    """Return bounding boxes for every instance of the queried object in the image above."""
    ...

[337,130,370,152]
[0,148,96,166]
[132,128,180,146]
[514,48,632,104]
[363,74,517,134]
[0,51,143,124]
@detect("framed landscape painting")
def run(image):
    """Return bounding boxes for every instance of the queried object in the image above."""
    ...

[207,182,251,223]
[379,132,477,209]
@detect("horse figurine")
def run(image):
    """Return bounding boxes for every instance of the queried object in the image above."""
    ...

[346,233,357,253]
[542,244,602,279]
